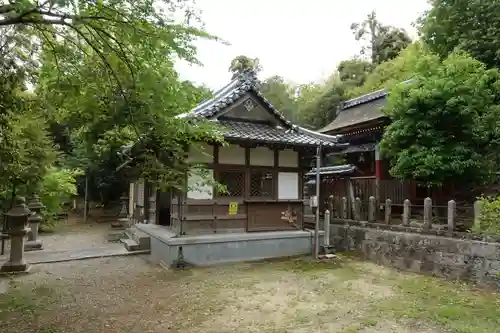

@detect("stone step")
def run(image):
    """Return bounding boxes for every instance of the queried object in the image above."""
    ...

[121,238,140,251]
[123,226,151,251]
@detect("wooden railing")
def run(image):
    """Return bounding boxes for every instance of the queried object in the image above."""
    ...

[325,195,477,232]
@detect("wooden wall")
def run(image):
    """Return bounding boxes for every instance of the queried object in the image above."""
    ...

[172,142,315,235]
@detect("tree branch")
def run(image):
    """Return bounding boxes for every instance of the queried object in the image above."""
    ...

[36,28,62,84]
[58,21,128,103]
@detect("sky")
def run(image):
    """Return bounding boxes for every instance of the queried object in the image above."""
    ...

[175,0,430,90]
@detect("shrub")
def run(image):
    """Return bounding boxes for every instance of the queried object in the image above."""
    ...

[39,167,81,230]
[474,196,500,236]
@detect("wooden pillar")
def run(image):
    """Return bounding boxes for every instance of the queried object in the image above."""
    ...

[375,143,382,202]
[375,143,382,180]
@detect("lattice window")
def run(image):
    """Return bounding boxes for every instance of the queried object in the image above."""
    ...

[217,170,245,197]
[250,170,274,197]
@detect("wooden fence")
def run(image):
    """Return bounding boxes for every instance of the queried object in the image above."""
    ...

[324,195,478,232]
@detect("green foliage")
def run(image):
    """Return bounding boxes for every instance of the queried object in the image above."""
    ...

[259,75,298,121]
[0,60,57,202]
[39,167,81,218]
[300,83,346,129]
[229,55,262,79]
[473,196,500,236]
[347,42,427,98]
[33,4,222,201]
[351,10,412,65]
[337,59,373,88]
[420,0,500,69]
[0,0,217,85]
[380,51,500,185]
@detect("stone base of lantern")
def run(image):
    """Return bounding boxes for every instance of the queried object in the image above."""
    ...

[25,223,43,251]
[24,239,43,252]
[111,218,129,230]
[0,259,31,275]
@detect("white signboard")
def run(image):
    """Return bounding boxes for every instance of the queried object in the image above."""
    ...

[278,172,299,200]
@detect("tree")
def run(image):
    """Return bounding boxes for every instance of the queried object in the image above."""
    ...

[351,10,412,65]
[337,59,373,88]
[229,55,262,79]
[299,83,346,129]
[420,0,500,69]
[346,42,427,98]
[0,0,215,87]
[259,75,298,121]
[380,51,500,186]
[0,59,56,203]
[36,19,220,201]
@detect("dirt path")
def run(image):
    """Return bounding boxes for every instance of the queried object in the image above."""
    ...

[0,219,126,264]
[1,255,498,333]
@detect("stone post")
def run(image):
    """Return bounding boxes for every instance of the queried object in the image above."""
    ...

[423,197,433,229]
[328,195,334,218]
[384,199,392,224]
[111,195,129,229]
[148,184,157,224]
[402,199,411,226]
[353,197,362,221]
[473,200,482,230]
[323,209,330,247]
[340,197,348,220]
[25,194,44,251]
[447,200,456,234]
[368,196,376,222]
[1,197,31,274]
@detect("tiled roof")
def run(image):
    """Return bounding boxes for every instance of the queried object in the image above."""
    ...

[178,69,344,147]
[218,120,340,148]
[318,90,387,134]
[177,70,292,127]
[319,97,387,133]
[305,164,358,177]
[318,80,413,134]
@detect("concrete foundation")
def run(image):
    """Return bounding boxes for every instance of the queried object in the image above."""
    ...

[135,224,323,267]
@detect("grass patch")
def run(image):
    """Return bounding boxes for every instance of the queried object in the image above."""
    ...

[380,275,500,333]
[0,282,59,320]
[266,256,364,279]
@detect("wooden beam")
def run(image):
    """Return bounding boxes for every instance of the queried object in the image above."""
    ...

[213,144,219,165]
[273,149,279,200]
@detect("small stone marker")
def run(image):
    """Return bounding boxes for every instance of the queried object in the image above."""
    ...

[447,200,456,233]
[25,194,44,251]
[340,197,348,220]
[324,209,330,247]
[1,197,31,274]
[402,199,411,226]
[368,196,376,222]
[423,197,432,229]
[385,199,392,224]
[354,197,362,221]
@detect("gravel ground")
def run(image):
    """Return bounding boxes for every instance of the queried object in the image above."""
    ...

[1,219,116,259]
[1,255,498,333]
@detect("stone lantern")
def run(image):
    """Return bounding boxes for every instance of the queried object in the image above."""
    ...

[111,195,129,229]
[1,197,31,274]
[25,194,44,251]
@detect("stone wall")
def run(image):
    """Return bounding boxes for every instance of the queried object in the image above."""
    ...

[330,220,500,289]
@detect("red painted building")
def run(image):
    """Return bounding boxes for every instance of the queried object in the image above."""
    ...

[318,88,418,205]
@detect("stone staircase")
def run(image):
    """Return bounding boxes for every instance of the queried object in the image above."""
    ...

[120,225,151,252]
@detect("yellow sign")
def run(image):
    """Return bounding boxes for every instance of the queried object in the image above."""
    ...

[228,202,238,215]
